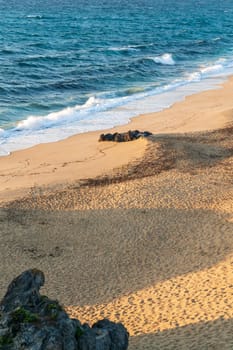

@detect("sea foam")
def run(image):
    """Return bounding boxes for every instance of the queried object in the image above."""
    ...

[187,59,229,82]
[150,53,175,65]
[26,15,43,19]
[1,57,233,156]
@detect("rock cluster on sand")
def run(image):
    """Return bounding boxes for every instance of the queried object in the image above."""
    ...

[0,269,129,350]
[99,130,152,142]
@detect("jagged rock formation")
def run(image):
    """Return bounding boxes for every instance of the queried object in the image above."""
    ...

[0,269,129,350]
[99,130,152,142]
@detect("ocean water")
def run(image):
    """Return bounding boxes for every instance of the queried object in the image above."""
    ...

[1,0,233,155]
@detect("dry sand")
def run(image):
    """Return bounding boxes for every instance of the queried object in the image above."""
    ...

[1,78,233,349]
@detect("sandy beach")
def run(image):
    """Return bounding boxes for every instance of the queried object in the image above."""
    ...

[1,77,233,349]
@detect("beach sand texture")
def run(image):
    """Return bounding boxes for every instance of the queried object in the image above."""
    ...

[1,78,233,349]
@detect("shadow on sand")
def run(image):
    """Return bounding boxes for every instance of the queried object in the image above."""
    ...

[0,206,233,306]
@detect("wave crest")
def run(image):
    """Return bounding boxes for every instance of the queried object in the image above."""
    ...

[150,53,175,65]
[187,62,225,82]
[15,96,106,131]
[26,15,43,19]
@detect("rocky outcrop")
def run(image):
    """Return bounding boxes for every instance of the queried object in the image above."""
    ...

[99,130,152,142]
[0,269,129,350]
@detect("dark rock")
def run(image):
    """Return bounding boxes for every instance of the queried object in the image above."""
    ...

[101,133,114,142]
[93,319,129,350]
[77,327,96,350]
[0,269,129,350]
[99,134,105,142]
[112,133,118,140]
[0,269,45,313]
[131,130,140,139]
[99,130,152,142]
[122,131,132,142]
[142,131,152,137]
[113,133,120,142]
[114,133,124,142]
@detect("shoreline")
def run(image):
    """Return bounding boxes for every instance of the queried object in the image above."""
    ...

[1,76,233,204]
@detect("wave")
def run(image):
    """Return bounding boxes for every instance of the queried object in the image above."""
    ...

[108,46,139,52]
[187,59,230,82]
[1,48,19,55]
[5,58,233,134]
[12,58,231,133]
[107,43,154,52]
[195,37,221,45]
[15,96,118,131]
[1,56,233,156]
[148,53,175,65]
[26,15,43,19]
[195,39,207,45]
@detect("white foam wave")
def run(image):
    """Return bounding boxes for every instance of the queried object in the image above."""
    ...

[2,55,233,156]
[150,53,175,65]
[15,94,138,134]
[26,15,43,19]
[195,40,205,44]
[187,61,227,83]
[108,43,154,52]
[12,60,226,135]
[109,45,139,52]
[16,96,100,131]
[200,64,224,76]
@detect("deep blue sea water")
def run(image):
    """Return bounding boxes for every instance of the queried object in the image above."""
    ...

[1,0,233,155]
